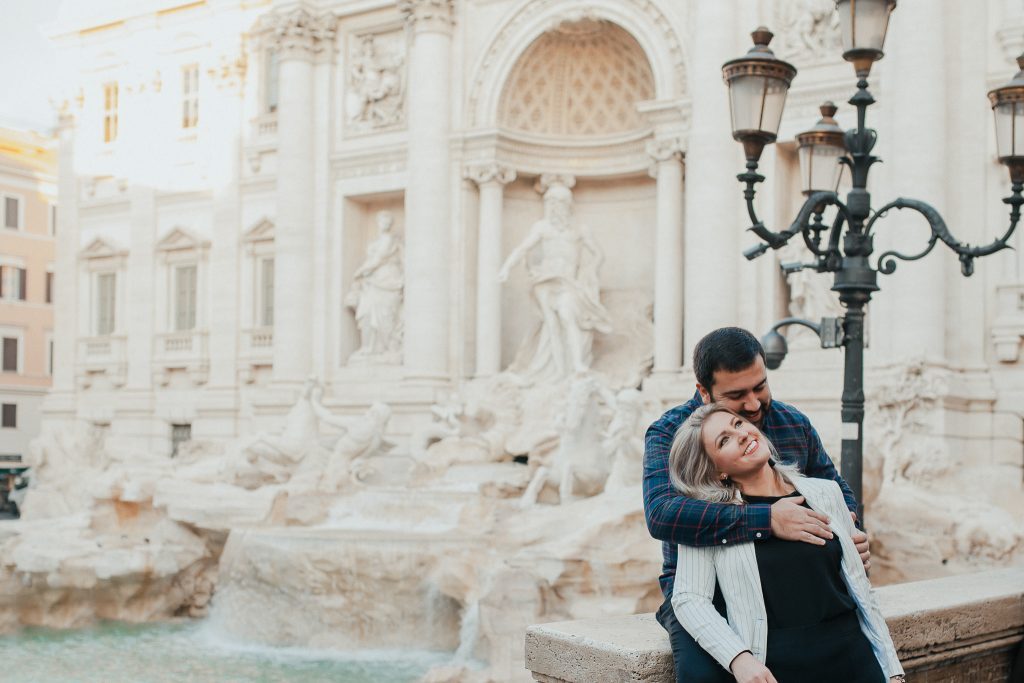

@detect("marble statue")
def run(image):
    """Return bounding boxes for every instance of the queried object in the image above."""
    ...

[601,388,644,491]
[780,240,844,348]
[309,385,392,492]
[345,211,404,363]
[520,373,613,506]
[499,183,612,381]
[344,34,404,130]
[232,377,321,488]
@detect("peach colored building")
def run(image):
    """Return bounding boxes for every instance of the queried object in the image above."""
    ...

[0,128,56,463]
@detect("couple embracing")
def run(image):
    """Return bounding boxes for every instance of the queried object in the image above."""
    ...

[644,327,905,683]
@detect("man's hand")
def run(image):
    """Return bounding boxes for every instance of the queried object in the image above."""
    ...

[730,651,778,683]
[769,496,832,545]
[851,511,870,569]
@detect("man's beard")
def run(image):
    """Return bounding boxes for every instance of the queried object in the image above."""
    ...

[739,399,770,428]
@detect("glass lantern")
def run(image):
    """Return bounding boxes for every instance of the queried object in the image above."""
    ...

[797,102,847,195]
[835,0,897,76]
[722,27,798,162]
[989,54,1024,185]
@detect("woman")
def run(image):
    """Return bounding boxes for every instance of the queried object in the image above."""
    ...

[668,404,905,683]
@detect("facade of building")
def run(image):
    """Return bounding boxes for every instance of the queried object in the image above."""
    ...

[0,128,56,464]
[43,0,1024,577]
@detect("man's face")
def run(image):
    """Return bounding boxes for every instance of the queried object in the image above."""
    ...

[696,355,772,428]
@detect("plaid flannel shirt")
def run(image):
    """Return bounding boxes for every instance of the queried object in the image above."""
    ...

[643,392,858,598]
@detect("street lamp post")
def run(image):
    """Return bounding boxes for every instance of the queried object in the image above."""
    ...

[721,0,1024,523]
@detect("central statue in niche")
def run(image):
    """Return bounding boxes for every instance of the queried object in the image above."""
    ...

[499,181,612,381]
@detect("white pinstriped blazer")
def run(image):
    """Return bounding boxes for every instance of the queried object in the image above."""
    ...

[671,476,904,679]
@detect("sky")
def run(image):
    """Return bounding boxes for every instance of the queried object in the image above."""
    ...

[0,0,64,133]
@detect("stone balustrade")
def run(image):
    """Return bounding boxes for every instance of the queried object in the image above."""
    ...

[526,567,1024,682]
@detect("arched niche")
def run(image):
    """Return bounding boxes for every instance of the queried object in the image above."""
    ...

[468,0,686,130]
[497,19,655,138]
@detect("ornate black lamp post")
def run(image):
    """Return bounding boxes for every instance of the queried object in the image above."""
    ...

[721,0,1024,522]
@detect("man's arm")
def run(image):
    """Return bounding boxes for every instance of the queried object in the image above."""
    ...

[802,421,870,566]
[643,414,771,547]
[802,424,857,514]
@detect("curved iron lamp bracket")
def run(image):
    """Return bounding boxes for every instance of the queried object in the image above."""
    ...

[869,194,1022,276]
[740,168,849,265]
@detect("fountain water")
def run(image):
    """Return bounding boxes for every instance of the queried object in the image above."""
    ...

[1,372,664,682]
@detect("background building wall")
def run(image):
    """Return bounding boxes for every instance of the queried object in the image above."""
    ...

[0,127,56,461]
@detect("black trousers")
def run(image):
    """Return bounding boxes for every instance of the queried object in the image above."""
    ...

[656,597,886,683]
[656,590,733,683]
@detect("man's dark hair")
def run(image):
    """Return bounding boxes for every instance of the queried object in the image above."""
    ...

[693,327,766,390]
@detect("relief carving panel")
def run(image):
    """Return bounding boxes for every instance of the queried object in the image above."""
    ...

[344,30,406,133]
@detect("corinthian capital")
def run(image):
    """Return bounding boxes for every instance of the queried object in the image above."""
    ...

[398,0,456,34]
[646,138,684,178]
[260,8,338,60]
[646,138,684,164]
[464,163,516,187]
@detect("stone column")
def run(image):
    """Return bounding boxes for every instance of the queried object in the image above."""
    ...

[199,48,247,434]
[874,1,947,361]
[683,0,739,362]
[261,10,336,387]
[647,138,685,373]
[48,107,79,404]
[466,163,516,377]
[399,0,455,379]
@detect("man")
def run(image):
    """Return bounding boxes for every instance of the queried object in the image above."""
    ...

[643,327,869,682]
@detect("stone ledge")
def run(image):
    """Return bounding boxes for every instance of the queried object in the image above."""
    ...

[525,567,1024,683]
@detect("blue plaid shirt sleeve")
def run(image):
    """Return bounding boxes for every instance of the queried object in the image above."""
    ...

[643,403,771,548]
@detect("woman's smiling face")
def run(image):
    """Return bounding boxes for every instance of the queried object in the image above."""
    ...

[701,409,769,479]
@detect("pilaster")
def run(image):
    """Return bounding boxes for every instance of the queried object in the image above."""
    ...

[465,163,516,376]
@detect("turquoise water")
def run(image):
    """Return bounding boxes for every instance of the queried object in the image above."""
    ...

[0,621,453,683]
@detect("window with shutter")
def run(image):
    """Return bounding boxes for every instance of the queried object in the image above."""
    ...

[96,273,116,335]
[4,197,19,229]
[182,65,199,128]
[171,423,191,457]
[265,50,279,114]
[261,257,274,326]
[103,82,119,143]
[1,404,15,428]
[16,268,26,301]
[175,265,197,331]
[2,338,17,372]
[46,272,53,304]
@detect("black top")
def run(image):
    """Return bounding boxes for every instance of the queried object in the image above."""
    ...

[743,491,857,629]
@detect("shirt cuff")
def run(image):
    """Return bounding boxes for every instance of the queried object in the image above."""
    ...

[746,503,772,541]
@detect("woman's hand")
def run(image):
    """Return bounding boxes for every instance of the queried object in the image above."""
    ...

[729,651,778,683]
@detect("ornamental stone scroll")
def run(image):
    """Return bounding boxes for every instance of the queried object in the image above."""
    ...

[464,163,517,188]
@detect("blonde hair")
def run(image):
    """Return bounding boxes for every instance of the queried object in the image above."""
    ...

[668,404,802,504]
